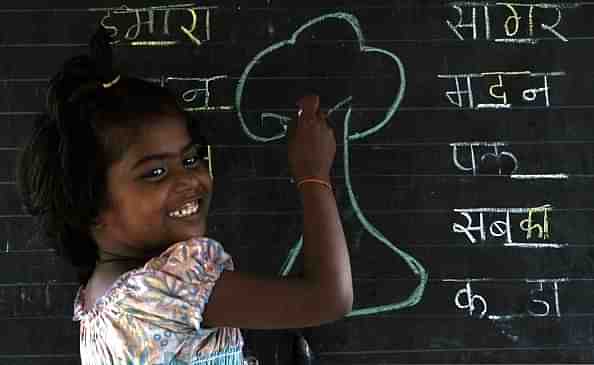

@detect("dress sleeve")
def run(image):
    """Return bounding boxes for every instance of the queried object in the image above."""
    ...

[116,237,234,332]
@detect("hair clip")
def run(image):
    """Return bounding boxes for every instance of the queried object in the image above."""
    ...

[102,74,120,88]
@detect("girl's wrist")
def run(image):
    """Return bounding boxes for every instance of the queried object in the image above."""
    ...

[295,176,332,191]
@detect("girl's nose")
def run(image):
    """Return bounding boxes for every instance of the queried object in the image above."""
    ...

[174,168,206,192]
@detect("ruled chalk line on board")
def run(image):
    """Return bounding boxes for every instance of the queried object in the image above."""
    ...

[443,278,570,284]
[13,104,594,115]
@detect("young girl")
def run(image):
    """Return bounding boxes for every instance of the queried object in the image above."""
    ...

[16,28,352,364]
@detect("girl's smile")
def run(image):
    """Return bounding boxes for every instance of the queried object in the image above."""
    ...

[168,198,202,218]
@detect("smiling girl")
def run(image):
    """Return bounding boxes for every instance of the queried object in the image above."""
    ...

[16,28,352,364]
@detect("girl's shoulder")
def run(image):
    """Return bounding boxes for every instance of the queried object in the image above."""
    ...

[156,236,224,261]
[73,236,230,319]
[145,236,234,281]
[144,236,228,268]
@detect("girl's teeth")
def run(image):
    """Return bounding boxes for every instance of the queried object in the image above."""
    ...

[170,201,200,217]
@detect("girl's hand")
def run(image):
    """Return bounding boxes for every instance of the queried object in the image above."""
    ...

[201,95,352,331]
[287,95,336,181]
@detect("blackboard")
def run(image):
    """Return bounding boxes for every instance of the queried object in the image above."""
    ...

[2,0,594,363]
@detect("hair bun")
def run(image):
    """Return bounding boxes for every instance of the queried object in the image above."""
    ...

[46,27,120,122]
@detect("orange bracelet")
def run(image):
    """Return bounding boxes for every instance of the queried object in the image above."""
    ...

[296,178,332,191]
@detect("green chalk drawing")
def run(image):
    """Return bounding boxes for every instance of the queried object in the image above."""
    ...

[234,12,428,316]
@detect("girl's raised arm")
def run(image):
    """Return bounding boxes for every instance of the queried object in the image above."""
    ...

[201,95,353,329]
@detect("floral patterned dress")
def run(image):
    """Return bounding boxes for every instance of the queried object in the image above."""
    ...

[73,237,245,364]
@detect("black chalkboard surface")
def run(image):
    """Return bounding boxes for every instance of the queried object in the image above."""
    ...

[2,1,594,363]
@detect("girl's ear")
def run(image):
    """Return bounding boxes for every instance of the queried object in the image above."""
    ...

[90,218,108,242]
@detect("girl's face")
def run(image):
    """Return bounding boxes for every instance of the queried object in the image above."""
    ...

[93,112,213,258]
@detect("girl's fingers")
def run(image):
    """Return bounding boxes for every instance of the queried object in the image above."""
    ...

[296,95,319,124]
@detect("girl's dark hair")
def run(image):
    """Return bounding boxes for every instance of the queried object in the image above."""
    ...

[16,27,205,285]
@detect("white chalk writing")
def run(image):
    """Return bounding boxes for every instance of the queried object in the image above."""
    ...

[452,205,561,247]
[447,2,571,43]
[438,71,565,109]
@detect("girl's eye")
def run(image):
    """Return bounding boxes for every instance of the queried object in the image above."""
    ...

[184,153,209,168]
[143,167,166,179]
[142,153,208,180]
[183,155,199,167]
